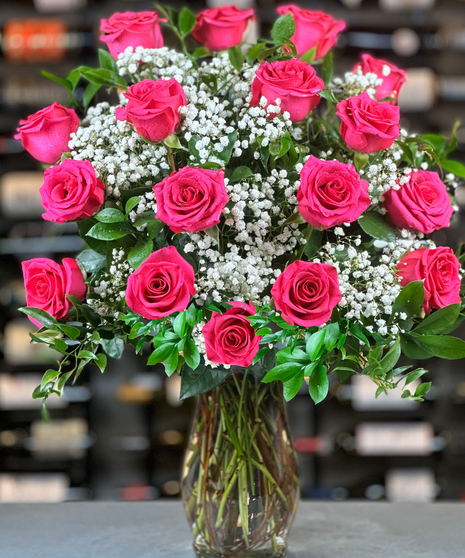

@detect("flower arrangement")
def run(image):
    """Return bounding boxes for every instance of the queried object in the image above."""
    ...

[16,3,465,411]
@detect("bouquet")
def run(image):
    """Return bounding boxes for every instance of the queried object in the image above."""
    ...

[14,4,465,555]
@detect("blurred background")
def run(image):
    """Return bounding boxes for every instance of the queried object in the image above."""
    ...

[1,0,465,505]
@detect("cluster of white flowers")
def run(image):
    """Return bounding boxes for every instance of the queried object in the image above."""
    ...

[185,170,302,304]
[89,249,133,317]
[331,67,383,99]
[69,102,169,198]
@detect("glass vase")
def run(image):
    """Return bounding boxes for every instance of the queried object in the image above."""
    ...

[181,369,300,558]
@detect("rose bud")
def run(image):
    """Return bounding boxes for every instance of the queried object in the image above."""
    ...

[353,54,406,104]
[384,170,453,234]
[397,247,461,314]
[250,58,324,122]
[126,246,196,320]
[100,11,165,60]
[203,301,261,367]
[154,167,228,233]
[115,79,186,143]
[271,261,341,327]
[40,159,105,223]
[277,5,345,59]
[22,258,86,327]
[14,102,79,165]
[297,156,370,229]
[192,6,254,52]
[336,92,400,154]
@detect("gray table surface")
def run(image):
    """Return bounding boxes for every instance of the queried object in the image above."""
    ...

[0,501,464,558]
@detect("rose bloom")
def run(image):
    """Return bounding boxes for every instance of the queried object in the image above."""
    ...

[336,92,400,154]
[115,79,186,143]
[14,102,79,164]
[154,167,228,233]
[100,11,164,60]
[203,301,261,367]
[126,246,196,319]
[271,261,341,327]
[40,159,105,223]
[192,6,254,52]
[250,58,324,122]
[384,170,453,234]
[297,156,370,229]
[397,247,461,314]
[353,54,406,104]
[277,5,345,58]
[22,258,86,327]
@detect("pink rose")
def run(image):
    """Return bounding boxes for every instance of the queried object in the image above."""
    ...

[384,170,453,234]
[100,11,164,60]
[115,79,186,143]
[192,6,254,52]
[126,246,196,319]
[336,92,400,154]
[14,102,79,164]
[297,156,370,229]
[271,261,341,327]
[397,247,461,314]
[203,301,261,367]
[40,159,105,223]
[276,5,345,59]
[250,58,323,122]
[22,258,86,327]
[353,54,406,104]
[154,167,228,233]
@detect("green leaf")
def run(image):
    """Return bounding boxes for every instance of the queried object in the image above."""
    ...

[78,350,97,360]
[94,208,125,223]
[216,131,237,165]
[392,281,425,320]
[186,304,198,327]
[180,362,229,400]
[230,166,253,183]
[83,82,101,109]
[128,240,153,269]
[354,152,369,172]
[380,338,401,373]
[228,45,244,73]
[246,42,265,65]
[421,133,447,153]
[321,51,333,86]
[41,369,60,388]
[300,46,317,64]
[58,324,81,340]
[358,212,396,242]
[57,371,74,391]
[318,89,338,104]
[80,68,126,87]
[405,368,427,385]
[271,14,296,44]
[306,329,326,360]
[276,347,308,365]
[415,381,431,397]
[41,70,73,93]
[125,196,141,214]
[173,312,187,338]
[192,46,211,59]
[413,303,461,335]
[308,365,329,404]
[86,221,133,241]
[252,346,270,366]
[411,334,465,360]
[183,338,200,369]
[148,343,176,365]
[178,7,196,36]
[101,337,124,359]
[98,49,119,72]
[400,333,433,360]
[163,346,179,376]
[163,134,182,149]
[32,383,52,399]
[441,159,465,178]
[95,354,107,373]
[19,307,57,328]
[262,362,303,383]
[303,227,323,259]
[77,249,106,273]
[283,369,304,402]
[323,323,340,351]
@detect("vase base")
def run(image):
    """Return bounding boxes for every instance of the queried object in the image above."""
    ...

[193,540,287,558]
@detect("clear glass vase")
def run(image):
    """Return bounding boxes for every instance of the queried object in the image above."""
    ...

[181,369,300,558]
